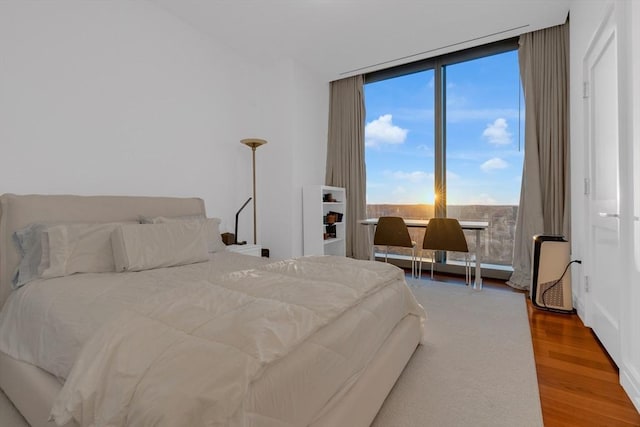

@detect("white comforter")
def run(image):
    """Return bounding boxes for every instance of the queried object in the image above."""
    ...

[0,251,269,380]
[1,254,425,427]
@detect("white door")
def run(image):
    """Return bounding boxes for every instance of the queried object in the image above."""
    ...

[584,4,622,366]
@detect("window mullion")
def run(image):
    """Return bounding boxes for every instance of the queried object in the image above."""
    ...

[434,60,446,219]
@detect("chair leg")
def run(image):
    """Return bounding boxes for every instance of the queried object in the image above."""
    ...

[464,255,467,285]
[410,247,413,278]
[419,250,423,279]
[430,251,434,280]
[465,254,470,285]
[412,246,416,278]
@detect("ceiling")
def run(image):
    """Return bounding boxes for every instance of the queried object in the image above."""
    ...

[151,0,570,82]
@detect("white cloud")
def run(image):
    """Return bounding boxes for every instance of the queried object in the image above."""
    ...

[467,193,499,205]
[392,186,408,196]
[385,170,431,184]
[482,118,513,145]
[367,170,435,203]
[365,114,408,147]
[446,170,460,181]
[481,157,508,172]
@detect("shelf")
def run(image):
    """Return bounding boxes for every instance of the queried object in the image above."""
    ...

[303,185,346,256]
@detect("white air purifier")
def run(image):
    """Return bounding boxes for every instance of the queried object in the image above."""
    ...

[530,235,573,313]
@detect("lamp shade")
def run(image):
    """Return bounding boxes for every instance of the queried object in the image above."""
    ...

[240,138,267,149]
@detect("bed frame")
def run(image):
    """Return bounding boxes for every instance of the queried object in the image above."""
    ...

[0,193,421,427]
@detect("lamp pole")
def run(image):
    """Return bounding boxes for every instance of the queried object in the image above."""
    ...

[240,138,267,244]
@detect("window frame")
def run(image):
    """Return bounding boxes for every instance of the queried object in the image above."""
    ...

[364,37,520,275]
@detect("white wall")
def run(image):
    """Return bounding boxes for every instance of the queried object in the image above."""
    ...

[240,58,328,260]
[626,0,640,411]
[290,65,330,257]
[0,1,329,258]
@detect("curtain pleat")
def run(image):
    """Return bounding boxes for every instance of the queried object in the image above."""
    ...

[508,21,570,290]
[326,75,370,259]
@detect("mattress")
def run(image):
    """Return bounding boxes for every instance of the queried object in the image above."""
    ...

[0,252,425,426]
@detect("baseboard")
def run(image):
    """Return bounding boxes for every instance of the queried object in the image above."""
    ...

[574,294,588,326]
[621,366,640,413]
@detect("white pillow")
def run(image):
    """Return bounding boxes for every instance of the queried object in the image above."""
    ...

[111,222,209,272]
[140,215,226,253]
[12,222,125,287]
[40,223,123,279]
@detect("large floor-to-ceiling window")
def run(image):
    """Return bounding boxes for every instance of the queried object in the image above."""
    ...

[365,39,523,274]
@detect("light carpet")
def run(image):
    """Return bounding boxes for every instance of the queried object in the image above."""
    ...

[371,279,543,427]
[0,280,543,427]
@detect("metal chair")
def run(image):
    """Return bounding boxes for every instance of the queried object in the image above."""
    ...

[373,216,417,277]
[420,218,470,284]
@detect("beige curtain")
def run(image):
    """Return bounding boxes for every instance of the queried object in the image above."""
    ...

[508,21,570,290]
[326,75,370,259]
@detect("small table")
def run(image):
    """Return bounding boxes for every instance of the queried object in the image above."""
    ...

[226,244,262,257]
[359,218,489,289]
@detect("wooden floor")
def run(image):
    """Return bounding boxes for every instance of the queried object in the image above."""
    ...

[421,271,640,427]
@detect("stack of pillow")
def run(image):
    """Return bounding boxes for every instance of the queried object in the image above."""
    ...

[11,215,226,289]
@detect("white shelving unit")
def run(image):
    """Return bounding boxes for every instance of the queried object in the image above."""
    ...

[303,185,346,256]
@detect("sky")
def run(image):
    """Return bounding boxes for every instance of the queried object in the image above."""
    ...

[365,50,524,206]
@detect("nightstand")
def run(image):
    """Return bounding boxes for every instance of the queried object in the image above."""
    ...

[226,244,262,257]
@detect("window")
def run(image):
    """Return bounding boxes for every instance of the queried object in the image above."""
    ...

[364,39,523,271]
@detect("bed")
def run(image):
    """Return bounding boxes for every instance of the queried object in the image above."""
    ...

[0,193,425,427]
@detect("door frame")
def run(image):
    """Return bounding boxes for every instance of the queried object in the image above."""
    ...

[582,1,624,360]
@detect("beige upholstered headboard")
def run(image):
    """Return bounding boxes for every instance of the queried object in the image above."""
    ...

[0,194,206,309]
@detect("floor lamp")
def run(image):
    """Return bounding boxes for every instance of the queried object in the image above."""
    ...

[240,138,267,244]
